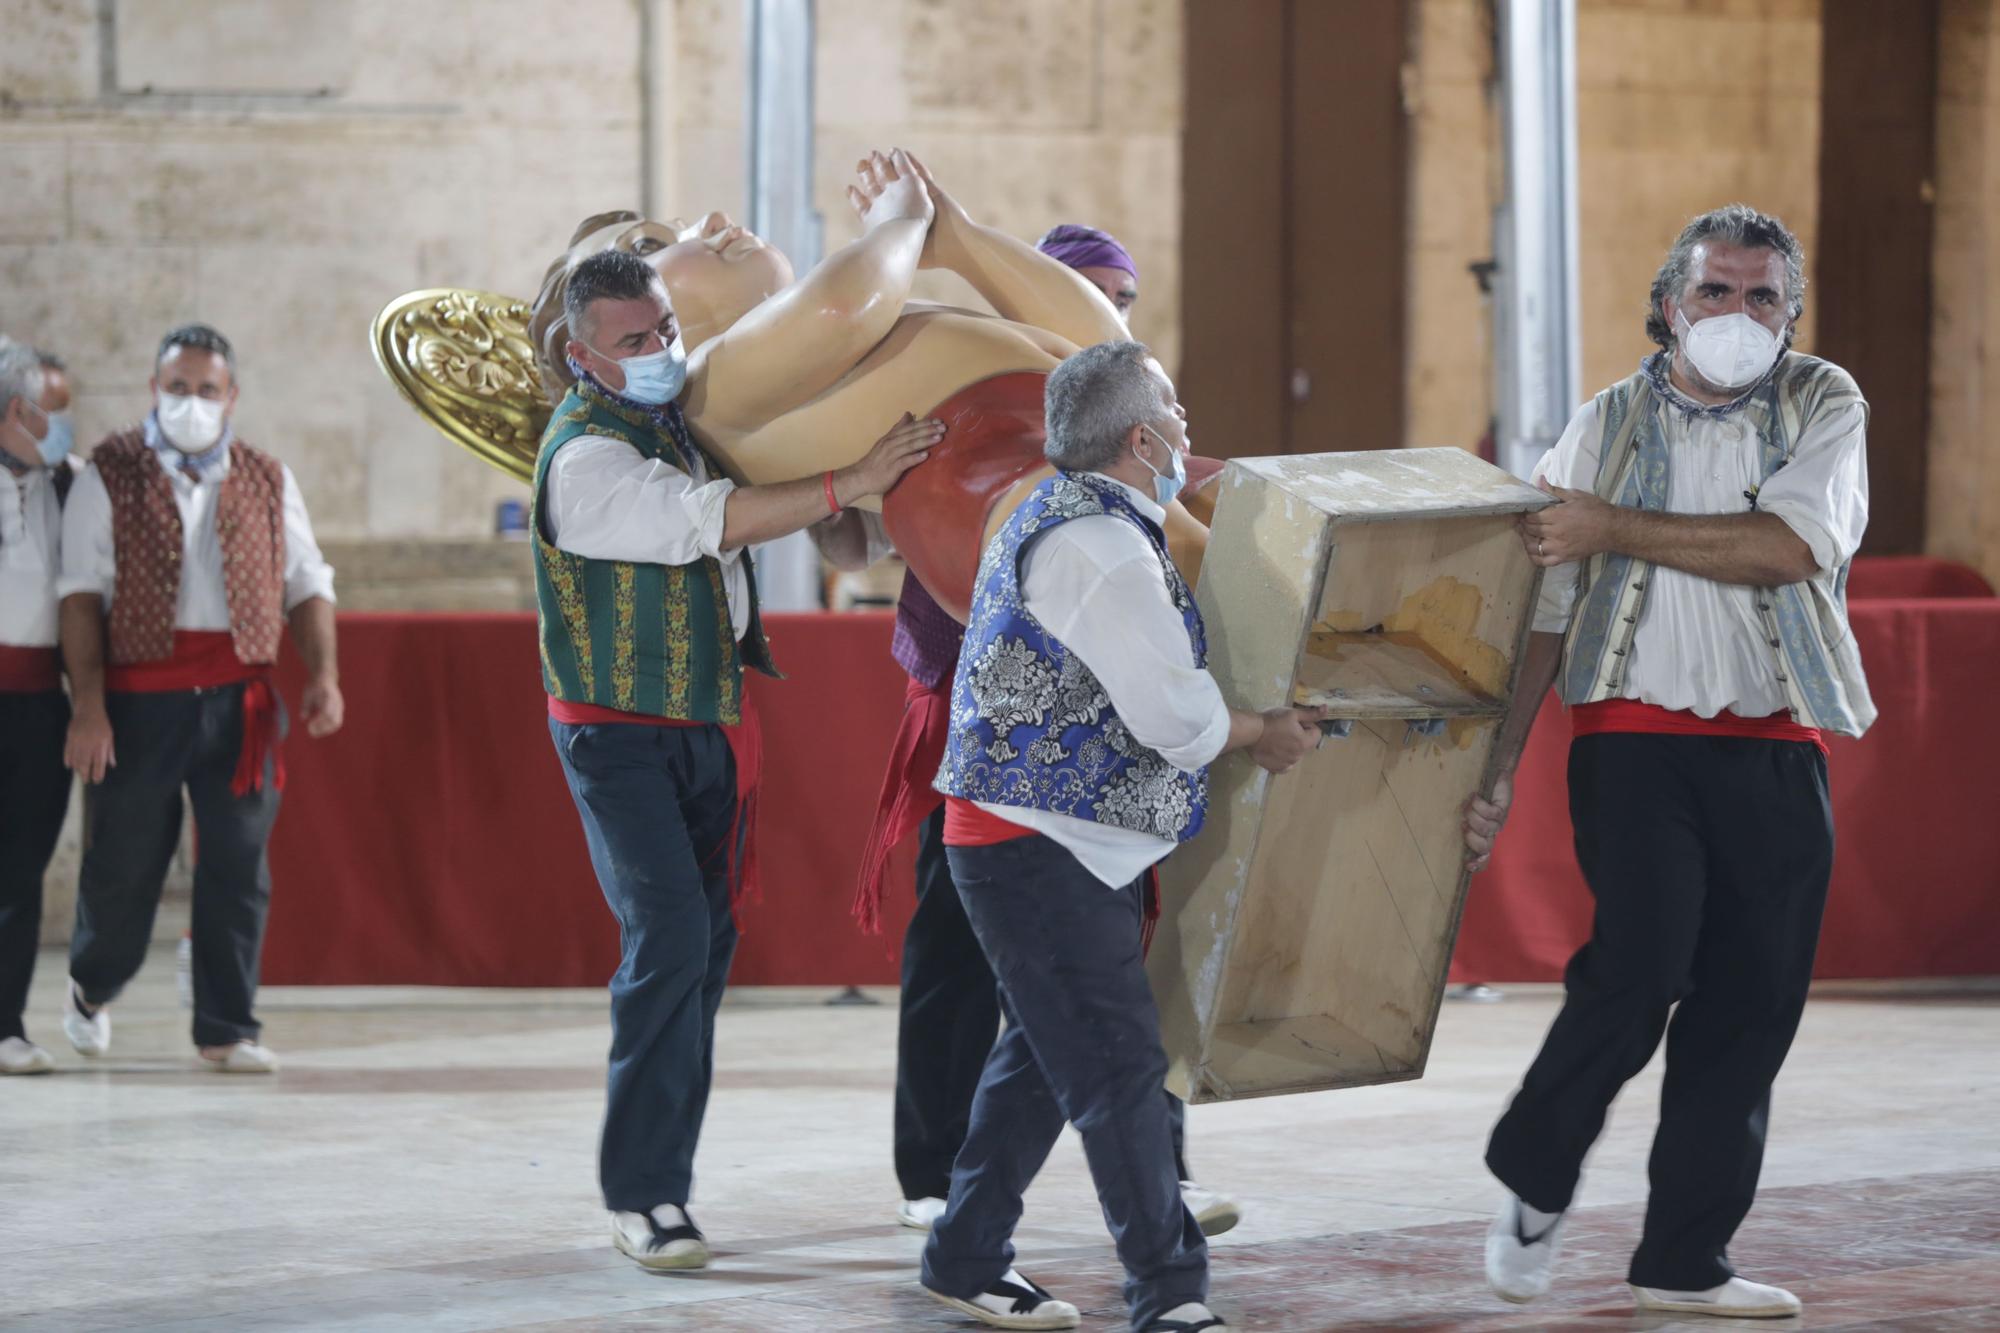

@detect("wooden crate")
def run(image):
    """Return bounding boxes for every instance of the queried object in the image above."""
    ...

[1149,449,1549,1103]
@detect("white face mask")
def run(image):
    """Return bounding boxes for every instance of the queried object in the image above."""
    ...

[1674,309,1783,391]
[157,392,227,453]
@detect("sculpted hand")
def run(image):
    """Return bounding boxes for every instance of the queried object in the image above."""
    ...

[65,706,116,784]
[301,676,345,739]
[1520,480,1619,567]
[1462,771,1514,872]
[836,413,944,504]
[902,152,973,271]
[844,148,935,235]
[1251,705,1326,774]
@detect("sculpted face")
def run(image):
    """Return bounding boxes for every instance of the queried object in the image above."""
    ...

[530,209,794,403]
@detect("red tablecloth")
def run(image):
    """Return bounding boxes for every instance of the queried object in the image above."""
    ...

[265,596,2000,987]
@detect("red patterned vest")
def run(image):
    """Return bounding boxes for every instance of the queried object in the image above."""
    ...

[92,431,287,666]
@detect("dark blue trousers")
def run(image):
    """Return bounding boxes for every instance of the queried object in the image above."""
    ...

[0,690,70,1042]
[922,834,1206,1331]
[550,718,738,1213]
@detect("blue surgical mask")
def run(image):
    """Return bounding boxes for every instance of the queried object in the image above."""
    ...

[596,335,687,407]
[37,410,73,468]
[1136,424,1187,508]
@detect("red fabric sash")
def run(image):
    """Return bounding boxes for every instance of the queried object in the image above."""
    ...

[1572,699,1827,757]
[545,693,765,906]
[104,630,284,794]
[942,796,1034,847]
[0,645,60,693]
[850,674,954,933]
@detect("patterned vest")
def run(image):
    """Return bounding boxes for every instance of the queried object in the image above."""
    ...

[934,471,1209,842]
[93,432,287,666]
[531,382,777,723]
[1556,351,1876,737]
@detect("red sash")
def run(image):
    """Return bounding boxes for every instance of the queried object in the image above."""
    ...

[104,631,285,793]
[0,645,60,693]
[1572,699,1827,757]
[850,674,954,933]
[942,796,1034,847]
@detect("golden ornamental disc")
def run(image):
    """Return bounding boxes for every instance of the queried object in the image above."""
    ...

[370,288,550,485]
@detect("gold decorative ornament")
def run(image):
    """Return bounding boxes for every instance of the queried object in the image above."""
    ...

[370,288,548,484]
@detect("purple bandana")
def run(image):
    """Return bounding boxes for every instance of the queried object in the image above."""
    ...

[1035,224,1138,279]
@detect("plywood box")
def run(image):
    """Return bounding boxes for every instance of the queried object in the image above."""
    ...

[1149,449,1549,1103]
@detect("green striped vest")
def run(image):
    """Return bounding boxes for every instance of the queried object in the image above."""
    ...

[531,382,777,723]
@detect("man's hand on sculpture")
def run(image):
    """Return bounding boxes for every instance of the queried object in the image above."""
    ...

[844,148,935,236]
[1251,706,1327,774]
[1520,479,1619,567]
[1462,771,1514,872]
[836,412,945,505]
[64,706,116,784]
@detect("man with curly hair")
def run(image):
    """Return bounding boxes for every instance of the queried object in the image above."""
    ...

[919,339,1323,1333]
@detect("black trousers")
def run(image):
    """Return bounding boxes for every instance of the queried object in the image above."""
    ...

[0,690,72,1042]
[1486,732,1833,1290]
[896,806,1189,1201]
[70,686,284,1048]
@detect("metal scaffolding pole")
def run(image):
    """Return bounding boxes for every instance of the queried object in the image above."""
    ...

[1493,0,1581,481]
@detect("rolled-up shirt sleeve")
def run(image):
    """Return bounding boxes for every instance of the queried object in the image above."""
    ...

[1529,400,1604,635]
[56,463,116,603]
[280,465,337,611]
[1755,398,1869,575]
[547,434,738,565]
[1022,523,1232,773]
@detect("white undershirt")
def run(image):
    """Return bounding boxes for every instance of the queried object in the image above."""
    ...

[544,434,751,641]
[0,467,62,647]
[974,476,1232,888]
[1533,391,1869,717]
[59,450,337,621]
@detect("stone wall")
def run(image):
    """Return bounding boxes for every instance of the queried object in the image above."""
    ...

[1930,0,2000,586]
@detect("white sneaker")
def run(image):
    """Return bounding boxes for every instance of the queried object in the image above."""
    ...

[1180,1180,1241,1237]
[199,1040,279,1073]
[923,1269,1080,1329]
[1484,1193,1563,1303]
[897,1195,948,1230]
[1632,1276,1802,1318]
[1145,1301,1227,1331]
[0,1036,54,1075]
[62,982,109,1057]
[611,1204,709,1271]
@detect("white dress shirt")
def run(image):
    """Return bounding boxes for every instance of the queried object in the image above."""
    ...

[0,466,62,647]
[1533,390,1869,718]
[545,434,751,641]
[58,449,337,619]
[974,476,1233,888]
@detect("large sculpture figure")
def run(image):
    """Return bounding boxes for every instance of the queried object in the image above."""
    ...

[375,150,1216,617]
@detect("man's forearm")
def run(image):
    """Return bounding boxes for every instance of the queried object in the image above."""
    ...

[721,473,858,550]
[808,510,881,572]
[59,594,108,713]
[1608,509,1816,586]
[288,596,338,683]
[1491,632,1565,777]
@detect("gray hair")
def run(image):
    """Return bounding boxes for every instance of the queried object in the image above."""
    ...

[0,337,46,421]
[1646,203,1807,350]
[563,249,664,347]
[1043,340,1167,471]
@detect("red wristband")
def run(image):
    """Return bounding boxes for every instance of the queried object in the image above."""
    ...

[823,471,841,516]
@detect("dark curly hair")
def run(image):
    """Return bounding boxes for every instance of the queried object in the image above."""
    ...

[1645,204,1805,351]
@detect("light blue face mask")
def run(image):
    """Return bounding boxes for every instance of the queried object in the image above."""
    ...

[1136,423,1187,508]
[37,410,73,468]
[596,335,687,407]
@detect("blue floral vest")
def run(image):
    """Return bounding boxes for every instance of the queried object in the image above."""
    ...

[934,471,1210,841]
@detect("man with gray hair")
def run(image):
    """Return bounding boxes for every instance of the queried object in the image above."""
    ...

[0,336,75,1075]
[920,340,1322,1332]
[1466,204,1870,1320]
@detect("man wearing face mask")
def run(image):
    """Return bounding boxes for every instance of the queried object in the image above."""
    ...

[0,338,76,1076]
[56,323,342,1074]
[1465,205,1871,1321]
[918,341,1321,1333]
[537,250,937,1272]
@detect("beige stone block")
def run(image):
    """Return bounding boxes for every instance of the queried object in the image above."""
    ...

[0,140,69,244]
[1579,11,1820,96]
[818,0,914,126]
[898,0,1097,130]
[1097,0,1183,133]
[0,0,98,103]
[676,0,747,131]
[672,128,750,225]
[116,0,352,95]
[0,242,201,381]
[1412,0,1493,89]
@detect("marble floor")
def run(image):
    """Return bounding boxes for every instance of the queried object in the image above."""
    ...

[2,947,1996,1332]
